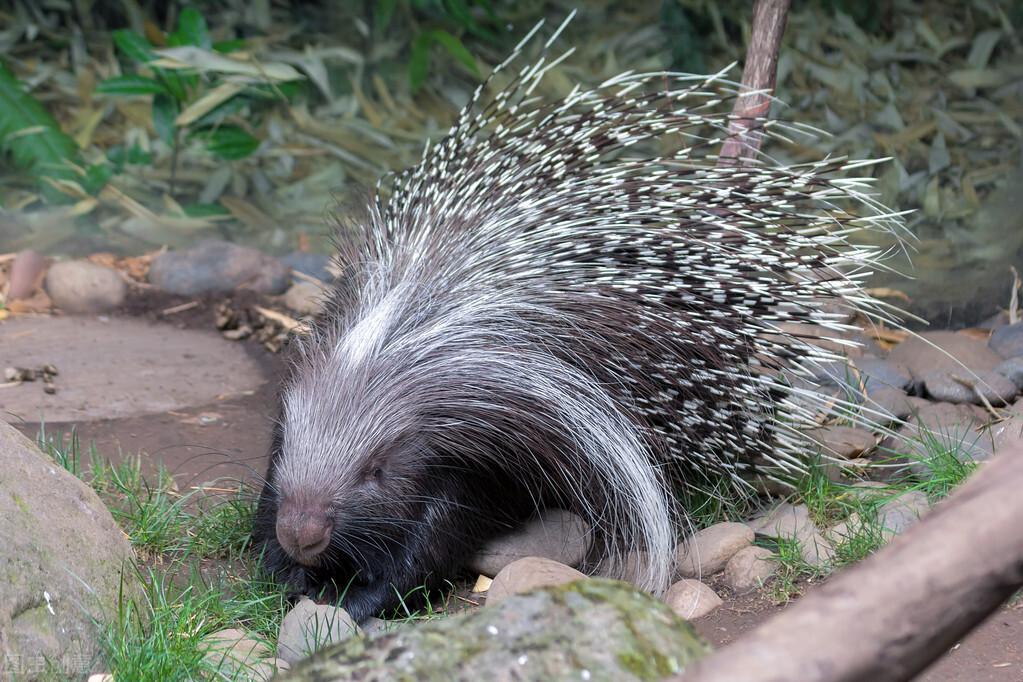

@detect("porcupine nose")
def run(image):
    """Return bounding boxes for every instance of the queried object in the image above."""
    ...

[276,499,333,565]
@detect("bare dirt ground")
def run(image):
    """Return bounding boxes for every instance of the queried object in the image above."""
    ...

[3,304,1020,680]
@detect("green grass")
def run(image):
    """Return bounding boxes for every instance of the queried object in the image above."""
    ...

[36,427,287,681]
[759,415,986,601]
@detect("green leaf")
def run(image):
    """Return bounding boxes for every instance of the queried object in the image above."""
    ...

[182,202,230,218]
[107,144,153,170]
[152,93,179,145]
[82,162,114,194]
[374,0,399,33]
[176,7,212,49]
[113,30,157,63]
[201,125,260,160]
[213,38,246,54]
[0,61,80,202]
[409,32,432,91]
[427,30,478,75]
[96,75,168,97]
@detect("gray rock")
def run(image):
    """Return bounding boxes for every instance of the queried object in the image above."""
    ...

[0,422,135,680]
[676,522,754,578]
[278,580,707,681]
[888,331,1003,378]
[45,260,126,313]
[202,628,278,681]
[877,490,930,536]
[921,369,1017,405]
[470,509,590,578]
[663,579,722,620]
[281,251,334,282]
[989,322,1023,359]
[722,546,778,593]
[282,282,325,316]
[747,502,833,566]
[278,598,361,664]
[860,386,920,424]
[879,402,994,477]
[148,239,290,295]
[815,357,912,391]
[994,356,1023,389]
[485,557,587,607]
[808,425,876,459]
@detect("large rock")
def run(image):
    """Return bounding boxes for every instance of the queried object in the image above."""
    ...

[148,239,290,295]
[45,260,126,313]
[0,423,134,680]
[469,509,590,578]
[278,580,707,681]
[485,557,587,607]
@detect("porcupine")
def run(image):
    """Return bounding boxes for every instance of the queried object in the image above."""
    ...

[252,18,904,621]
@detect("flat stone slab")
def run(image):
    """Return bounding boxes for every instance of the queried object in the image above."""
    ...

[1,316,266,423]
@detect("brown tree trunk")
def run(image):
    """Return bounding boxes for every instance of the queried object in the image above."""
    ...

[676,446,1023,682]
[718,0,791,166]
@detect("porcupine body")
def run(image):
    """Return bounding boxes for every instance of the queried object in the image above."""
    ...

[252,20,904,621]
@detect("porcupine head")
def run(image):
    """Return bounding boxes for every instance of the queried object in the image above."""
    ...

[252,16,905,622]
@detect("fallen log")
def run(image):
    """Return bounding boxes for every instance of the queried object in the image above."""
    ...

[678,446,1023,682]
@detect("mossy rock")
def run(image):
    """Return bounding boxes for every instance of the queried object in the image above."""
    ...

[279,578,708,681]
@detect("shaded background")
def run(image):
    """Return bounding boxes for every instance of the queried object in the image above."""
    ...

[1,0,1021,326]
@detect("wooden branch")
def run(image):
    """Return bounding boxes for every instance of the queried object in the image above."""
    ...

[676,446,1023,682]
[718,0,791,166]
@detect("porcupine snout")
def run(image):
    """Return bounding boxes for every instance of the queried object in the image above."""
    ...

[275,497,333,566]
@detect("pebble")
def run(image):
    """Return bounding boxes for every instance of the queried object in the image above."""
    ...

[470,509,590,578]
[877,490,930,536]
[747,502,834,566]
[921,369,1017,405]
[282,281,325,315]
[281,251,335,282]
[994,357,1023,390]
[989,322,1023,359]
[663,579,722,619]
[8,250,46,300]
[879,402,993,476]
[277,598,361,664]
[45,260,126,313]
[815,357,912,391]
[722,546,777,593]
[808,425,876,459]
[202,628,278,681]
[861,386,927,424]
[148,239,290,295]
[675,522,754,578]
[485,557,587,607]
[888,331,1002,379]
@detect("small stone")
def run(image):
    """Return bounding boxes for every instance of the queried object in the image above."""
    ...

[994,357,1023,390]
[663,579,722,619]
[747,503,832,566]
[815,357,912,391]
[486,557,587,607]
[825,511,864,543]
[748,502,809,539]
[878,490,930,536]
[675,522,754,578]
[921,370,1017,405]
[469,509,590,577]
[361,617,403,636]
[888,331,1003,378]
[722,546,777,593]
[148,239,290,295]
[44,260,126,313]
[277,598,361,664]
[281,251,334,282]
[8,250,46,300]
[808,426,876,459]
[282,281,325,315]
[989,322,1023,359]
[202,628,276,681]
[861,386,921,423]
